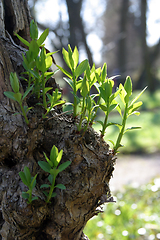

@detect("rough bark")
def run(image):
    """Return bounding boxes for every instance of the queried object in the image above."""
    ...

[0,0,116,239]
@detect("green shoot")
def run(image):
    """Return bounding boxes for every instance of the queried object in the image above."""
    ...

[19,166,38,204]
[57,45,88,117]
[113,76,147,154]
[38,145,71,203]
[4,72,33,125]
[98,78,121,137]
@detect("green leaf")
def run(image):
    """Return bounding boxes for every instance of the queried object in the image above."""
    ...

[24,166,31,184]
[48,175,53,184]
[68,44,74,70]
[80,75,89,97]
[101,63,107,83]
[124,127,141,133]
[56,149,63,165]
[43,191,49,197]
[109,103,118,113]
[104,79,112,98]
[63,77,74,90]
[75,59,88,78]
[51,192,57,198]
[128,101,142,115]
[76,79,83,91]
[97,120,104,127]
[50,145,58,166]
[31,196,39,201]
[10,72,19,93]
[119,84,126,105]
[28,69,40,79]
[40,184,50,189]
[22,54,29,71]
[108,140,115,147]
[43,152,53,167]
[38,47,47,72]
[29,40,39,60]
[130,86,147,106]
[72,46,79,69]
[22,85,34,100]
[14,32,30,47]
[4,91,16,101]
[30,20,38,40]
[58,161,71,173]
[44,87,53,95]
[22,192,29,199]
[19,171,29,186]
[99,103,108,112]
[46,50,59,57]
[55,184,66,190]
[124,76,132,97]
[99,87,107,103]
[62,48,71,69]
[95,72,101,85]
[116,104,122,118]
[50,168,60,177]
[45,56,52,70]
[56,65,73,79]
[106,122,121,128]
[14,92,22,103]
[131,111,140,116]
[37,28,49,46]
[30,174,37,190]
[38,161,51,173]
[109,89,121,104]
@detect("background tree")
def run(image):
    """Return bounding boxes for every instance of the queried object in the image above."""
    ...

[30,0,94,66]
[0,0,115,239]
[102,0,160,92]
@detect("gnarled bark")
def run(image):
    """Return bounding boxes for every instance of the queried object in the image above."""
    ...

[0,1,116,239]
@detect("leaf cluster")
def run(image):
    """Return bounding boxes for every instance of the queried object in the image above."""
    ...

[38,145,71,203]
[19,166,38,204]
[4,20,64,124]
[58,45,146,153]
[4,73,33,124]
[19,145,71,204]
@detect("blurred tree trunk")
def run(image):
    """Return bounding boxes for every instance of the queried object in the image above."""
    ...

[136,0,155,92]
[65,0,93,66]
[31,0,93,66]
[117,0,129,79]
[0,0,115,239]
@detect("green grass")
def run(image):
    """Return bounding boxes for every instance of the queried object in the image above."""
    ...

[84,177,160,240]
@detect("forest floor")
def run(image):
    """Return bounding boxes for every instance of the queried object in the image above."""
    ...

[110,153,160,193]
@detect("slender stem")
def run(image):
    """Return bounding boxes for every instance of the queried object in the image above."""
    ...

[77,97,86,132]
[28,189,32,204]
[83,110,91,134]
[19,102,29,125]
[114,103,128,153]
[101,103,109,137]
[46,175,56,203]
[28,73,31,88]
[42,72,47,109]
[90,95,101,124]
[72,72,77,117]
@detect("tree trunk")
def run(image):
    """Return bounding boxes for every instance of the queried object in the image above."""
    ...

[117,0,129,79]
[66,0,93,66]
[0,1,116,239]
[136,0,153,92]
